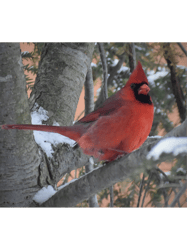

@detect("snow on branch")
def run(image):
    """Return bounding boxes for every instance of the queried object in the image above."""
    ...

[147,137,187,160]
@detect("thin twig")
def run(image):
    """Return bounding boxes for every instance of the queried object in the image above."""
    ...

[177,42,187,57]
[137,174,145,207]
[97,43,108,100]
[169,181,187,207]
[141,172,153,207]
[84,65,99,207]
[109,186,113,207]
[156,167,181,207]
[162,43,186,122]
[97,43,114,207]
[128,43,136,73]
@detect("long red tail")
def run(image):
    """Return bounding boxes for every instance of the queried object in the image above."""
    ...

[0,124,85,141]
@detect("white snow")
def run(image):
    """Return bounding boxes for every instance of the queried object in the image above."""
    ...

[111,59,129,73]
[111,59,119,67]
[176,168,186,174]
[91,62,97,67]
[148,135,163,138]
[165,171,171,176]
[33,185,57,204]
[118,65,129,73]
[33,179,77,204]
[147,69,168,86]
[21,51,29,55]
[147,137,187,160]
[177,65,186,70]
[31,103,76,158]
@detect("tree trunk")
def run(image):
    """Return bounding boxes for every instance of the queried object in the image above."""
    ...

[0,43,41,207]
[30,43,95,126]
[162,43,186,122]
[0,43,95,207]
[28,43,95,187]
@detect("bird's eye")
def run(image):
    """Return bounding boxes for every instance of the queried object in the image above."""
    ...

[131,83,136,89]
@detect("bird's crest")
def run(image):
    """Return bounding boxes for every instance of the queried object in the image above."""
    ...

[126,61,148,87]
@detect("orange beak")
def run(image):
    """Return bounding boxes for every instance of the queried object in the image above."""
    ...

[138,84,150,95]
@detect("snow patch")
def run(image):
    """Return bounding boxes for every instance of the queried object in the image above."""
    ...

[147,69,168,86]
[147,137,187,160]
[21,51,29,55]
[118,65,129,73]
[33,179,77,204]
[33,185,57,204]
[31,103,76,158]
[176,168,186,174]
[91,62,97,67]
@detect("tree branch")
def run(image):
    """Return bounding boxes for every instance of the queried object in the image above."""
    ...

[128,43,136,73]
[177,42,187,57]
[84,65,95,114]
[29,43,95,126]
[162,43,186,122]
[137,174,145,207]
[84,65,99,207]
[97,43,108,100]
[97,43,114,206]
[107,51,126,87]
[169,181,187,207]
[94,43,108,110]
[39,118,187,207]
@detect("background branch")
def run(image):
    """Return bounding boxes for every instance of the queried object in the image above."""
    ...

[128,43,136,72]
[177,42,187,57]
[84,65,99,207]
[169,181,187,207]
[162,43,186,122]
[107,51,126,86]
[95,43,108,110]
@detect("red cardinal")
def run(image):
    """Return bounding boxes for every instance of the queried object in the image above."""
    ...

[1,61,154,162]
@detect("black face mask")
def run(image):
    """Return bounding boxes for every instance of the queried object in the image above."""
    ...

[131,82,152,105]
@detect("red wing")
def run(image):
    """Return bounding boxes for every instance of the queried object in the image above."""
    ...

[77,92,124,123]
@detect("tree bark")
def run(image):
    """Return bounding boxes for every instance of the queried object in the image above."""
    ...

[28,43,95,187]
[84,66,99,207]
[0,43,41,207]
[128,43,136,73]
[30,43,95,126]
[162,43,186,122]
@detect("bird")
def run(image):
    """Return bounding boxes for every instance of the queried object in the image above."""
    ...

[1,61,154,162]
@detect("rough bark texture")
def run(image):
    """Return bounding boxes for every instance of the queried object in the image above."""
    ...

[84,66,94,114]
[40,118,187,207]
[30,43,95,126]
[163,43,186,122]
[97,43,108,100]
[128,43,136,73]
[0,43,41,207]
[84,66,99,207]
[31,43,95,188]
